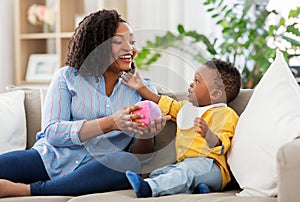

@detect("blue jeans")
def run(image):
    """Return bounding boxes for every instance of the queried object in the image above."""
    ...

[0,149,140,196]
[145,157,222,196]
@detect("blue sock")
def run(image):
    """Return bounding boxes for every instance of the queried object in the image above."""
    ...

[198,183,212,194]
[125,171,152,198]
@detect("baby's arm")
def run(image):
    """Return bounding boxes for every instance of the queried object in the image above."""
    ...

[122,71,161,104]
[193,117,221,148]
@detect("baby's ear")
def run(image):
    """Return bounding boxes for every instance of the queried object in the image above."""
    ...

[210,89,223,101]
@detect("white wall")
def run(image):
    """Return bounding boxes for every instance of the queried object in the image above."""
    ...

[0,0,14,93]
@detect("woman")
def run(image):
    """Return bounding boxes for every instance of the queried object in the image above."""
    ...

[0,9,169,197]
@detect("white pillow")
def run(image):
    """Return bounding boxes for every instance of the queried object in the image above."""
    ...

[227,50,300,197]
[0,90,26,154]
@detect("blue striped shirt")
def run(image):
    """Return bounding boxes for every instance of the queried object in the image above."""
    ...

[32,66,156,179]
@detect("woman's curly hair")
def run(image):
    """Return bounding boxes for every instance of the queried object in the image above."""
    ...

[64,9,128,80]
[205,60,242,103]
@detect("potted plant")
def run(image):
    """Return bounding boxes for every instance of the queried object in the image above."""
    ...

[134,0,300,88]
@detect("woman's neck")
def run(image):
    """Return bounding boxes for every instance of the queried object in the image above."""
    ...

[103,70,123,97]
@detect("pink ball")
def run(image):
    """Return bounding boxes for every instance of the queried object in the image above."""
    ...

[132,100,162,127]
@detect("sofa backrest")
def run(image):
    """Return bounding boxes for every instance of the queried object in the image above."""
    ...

[21,88,253,150]
[24,89,43,149]
[228,89,253,116]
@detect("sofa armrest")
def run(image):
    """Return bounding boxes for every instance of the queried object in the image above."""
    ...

[277,138,300,202]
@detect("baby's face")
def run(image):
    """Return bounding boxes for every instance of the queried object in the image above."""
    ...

[187,65,219,107]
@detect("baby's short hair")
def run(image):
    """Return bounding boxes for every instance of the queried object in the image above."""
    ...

[205,60,241,103]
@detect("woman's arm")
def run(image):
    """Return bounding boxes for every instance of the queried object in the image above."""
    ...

[77,116,115,142]
[41,68,144,146]
[40,69,83,146]
[78,105,144,142]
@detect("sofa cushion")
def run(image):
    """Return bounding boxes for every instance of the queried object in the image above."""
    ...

[0,90,26,154]
[67,190,276,202]
[6,85,44,149]
[0,196,71,202]
[227,50,300,197]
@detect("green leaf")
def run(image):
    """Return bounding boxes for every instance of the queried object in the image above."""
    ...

[134,48,152,67]
[137,48,150,59]
[286,24,300,37]
[145,53,161,65]
[207,8,214,12]
[282,35,300,46]
[222,27,231,34]
[184,31,217,55]
[255,9,270,28]
[221,5,228,12]
[177,24,185,34]
[212,13,219,18]
[146,41,155,48]
[224,9,232,17]
[203,0,211,6]
[288,7,300,18]
[216,19,223,25]
[279,17,285,26]
[268,25,275,35]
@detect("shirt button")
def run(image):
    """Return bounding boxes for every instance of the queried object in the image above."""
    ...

[75,161,79,164]
[178,149,182,153]
[106,104,110,108]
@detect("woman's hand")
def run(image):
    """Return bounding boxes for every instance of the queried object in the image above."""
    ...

[111,105,145,134]
[122,70,145,90]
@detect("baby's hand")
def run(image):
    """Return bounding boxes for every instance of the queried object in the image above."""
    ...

[137,115,171,138]
[193,117,209,138]
[194,117,221,148]
[122,70,145,90]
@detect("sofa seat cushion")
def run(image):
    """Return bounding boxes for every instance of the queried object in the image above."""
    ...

[0,196,71,202]
[67,190,276,202]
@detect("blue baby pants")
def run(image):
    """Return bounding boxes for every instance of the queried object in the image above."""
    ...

[145,157,222,197]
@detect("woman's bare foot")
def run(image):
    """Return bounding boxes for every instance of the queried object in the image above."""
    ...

[0,179,30,197]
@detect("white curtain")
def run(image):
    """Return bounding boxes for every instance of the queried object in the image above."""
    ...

[127,0,220,94]
[0,0,14,93]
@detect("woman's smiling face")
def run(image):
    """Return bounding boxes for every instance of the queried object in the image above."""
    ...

[109,22,137,72]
